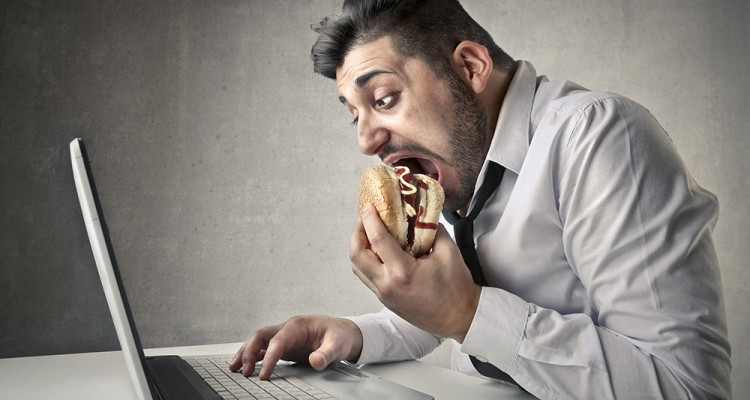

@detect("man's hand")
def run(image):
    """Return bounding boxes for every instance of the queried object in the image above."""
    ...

[350,203,481,342]
[229,315,363,380]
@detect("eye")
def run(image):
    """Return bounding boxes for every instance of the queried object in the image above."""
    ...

[375,94,395,108]
[350,117,359,126]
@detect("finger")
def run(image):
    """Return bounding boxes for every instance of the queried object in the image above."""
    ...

[258,330,291,380]
[349,215,370,256]
[349,210,385,283]
[239,342,262,377]
[308,334,345,371]
[233,326,278,377]
[360,202,406,264]
[229,343,245,371]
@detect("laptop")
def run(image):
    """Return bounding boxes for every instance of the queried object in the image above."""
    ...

[70,138,433,400]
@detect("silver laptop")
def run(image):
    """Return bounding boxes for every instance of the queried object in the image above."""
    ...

[70,138,433,400]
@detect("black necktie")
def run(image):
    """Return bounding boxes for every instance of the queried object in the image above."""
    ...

[443,162,523,388]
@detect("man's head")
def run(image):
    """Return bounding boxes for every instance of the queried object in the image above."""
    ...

[312,0,514,211]
[311,0,514,80]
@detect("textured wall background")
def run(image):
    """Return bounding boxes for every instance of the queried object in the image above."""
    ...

[1,0,747,396]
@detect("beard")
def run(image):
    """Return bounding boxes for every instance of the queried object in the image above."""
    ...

[442,73,491,212]
[376,71,492,212]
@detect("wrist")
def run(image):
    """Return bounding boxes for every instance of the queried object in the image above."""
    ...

[343,318,364,362]
[451,284,482,343]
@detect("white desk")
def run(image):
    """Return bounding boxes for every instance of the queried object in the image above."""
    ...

[0,343,534,399]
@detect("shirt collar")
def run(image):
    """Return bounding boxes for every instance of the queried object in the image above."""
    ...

[463,61,538,214]
[485,60,538,175]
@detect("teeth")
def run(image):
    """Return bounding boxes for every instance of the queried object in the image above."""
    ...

[387,157,440,183]
[391,158,420,174]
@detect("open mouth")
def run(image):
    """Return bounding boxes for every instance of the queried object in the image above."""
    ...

[388,157,441,185]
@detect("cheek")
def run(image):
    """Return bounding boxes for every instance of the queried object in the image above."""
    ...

[399,102,451,146]
[399,106,425,135]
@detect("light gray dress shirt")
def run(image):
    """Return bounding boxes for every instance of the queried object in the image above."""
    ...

[348,61,731,399]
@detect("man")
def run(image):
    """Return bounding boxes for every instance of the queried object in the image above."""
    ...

[230,1,731,398]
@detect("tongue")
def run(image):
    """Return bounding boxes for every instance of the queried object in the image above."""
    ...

[416,159,439,181]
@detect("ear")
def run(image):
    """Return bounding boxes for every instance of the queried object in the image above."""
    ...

[450,41,494,94]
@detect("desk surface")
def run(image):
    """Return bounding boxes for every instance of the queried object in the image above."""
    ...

[0,343,533,399]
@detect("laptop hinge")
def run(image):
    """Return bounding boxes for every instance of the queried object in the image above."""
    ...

[146,355,221,400]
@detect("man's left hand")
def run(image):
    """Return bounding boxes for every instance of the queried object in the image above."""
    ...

[349,202,481,342]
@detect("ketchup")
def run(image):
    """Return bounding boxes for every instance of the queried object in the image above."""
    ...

[415,205,438,230]
[393,166,437,247]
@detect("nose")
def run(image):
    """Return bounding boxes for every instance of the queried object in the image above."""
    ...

[357,113,389,156]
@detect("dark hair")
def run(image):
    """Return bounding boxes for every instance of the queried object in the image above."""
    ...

[311,0,514,80]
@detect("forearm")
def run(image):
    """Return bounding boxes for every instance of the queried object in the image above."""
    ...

[346,308,444,364]
[463,288,730,399]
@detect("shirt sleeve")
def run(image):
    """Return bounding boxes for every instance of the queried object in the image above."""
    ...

[346,308,444,364]
[461,96,731,399]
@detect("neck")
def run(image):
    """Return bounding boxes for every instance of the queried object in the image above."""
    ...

[478,65,517,144]
[459,65,516,217]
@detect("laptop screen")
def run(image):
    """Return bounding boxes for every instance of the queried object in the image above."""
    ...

[70,138,157,400]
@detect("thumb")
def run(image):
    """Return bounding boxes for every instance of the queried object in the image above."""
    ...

[308,338,343,371]
[308,349,332,371]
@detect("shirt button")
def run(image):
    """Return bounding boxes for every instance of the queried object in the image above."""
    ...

[474,355,489,363]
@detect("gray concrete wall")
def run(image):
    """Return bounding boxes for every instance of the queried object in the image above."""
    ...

[2,0,747,396]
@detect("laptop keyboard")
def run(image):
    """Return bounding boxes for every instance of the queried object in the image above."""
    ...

[185,356,338,400]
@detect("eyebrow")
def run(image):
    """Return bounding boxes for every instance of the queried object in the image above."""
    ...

[338,70,393,104]
[355,70,391,87]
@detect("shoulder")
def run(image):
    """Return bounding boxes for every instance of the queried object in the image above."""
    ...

[532,79,665,151]
[537,78,649,123]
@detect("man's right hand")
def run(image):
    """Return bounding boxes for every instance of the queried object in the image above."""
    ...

[228,315,363,380]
